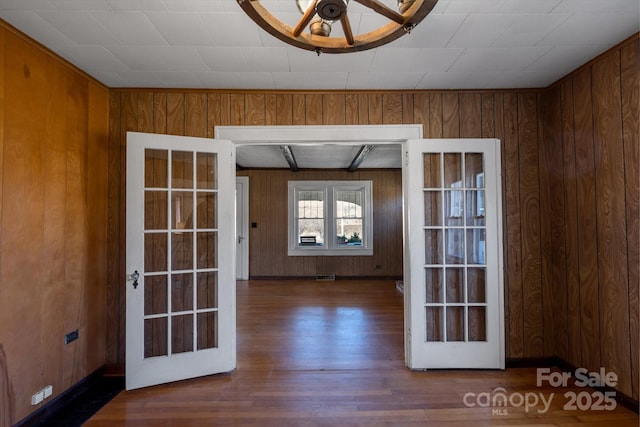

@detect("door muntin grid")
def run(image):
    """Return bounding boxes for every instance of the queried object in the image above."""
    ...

[423,152,487,343]
[143,149,219,358]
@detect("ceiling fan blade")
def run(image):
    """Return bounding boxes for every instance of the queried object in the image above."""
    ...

[353,0,404,24]
[293,0,319,37]
[341,15,354,45]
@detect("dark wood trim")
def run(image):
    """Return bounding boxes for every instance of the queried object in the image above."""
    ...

[15,367,108,427]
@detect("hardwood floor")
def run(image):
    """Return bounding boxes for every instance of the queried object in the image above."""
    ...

[86,280,639,426]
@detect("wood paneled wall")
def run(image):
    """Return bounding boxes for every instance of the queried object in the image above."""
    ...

[107,88,552,368]
[538,35,639,400]
[235,169,403,278]
[0,23,110,426]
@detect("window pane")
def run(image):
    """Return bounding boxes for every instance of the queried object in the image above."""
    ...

[336,190,363,217]
[145,149,168,188]
[298,219,324,246]
[298,190,324,218]
[297,190,324,247]
[171,151,193,189]
[335,190,364,246]
[336,219,362,246]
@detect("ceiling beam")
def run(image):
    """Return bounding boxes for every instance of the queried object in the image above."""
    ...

[280,145,299,171]
[348,145,374,172]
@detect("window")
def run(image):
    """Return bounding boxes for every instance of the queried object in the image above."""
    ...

[288,181,373,256]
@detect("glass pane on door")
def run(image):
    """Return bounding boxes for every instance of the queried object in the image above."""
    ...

[142,148,220,359]
[422,152,488,344]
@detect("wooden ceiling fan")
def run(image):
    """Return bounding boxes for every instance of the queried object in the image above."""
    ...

[237,0,438,54]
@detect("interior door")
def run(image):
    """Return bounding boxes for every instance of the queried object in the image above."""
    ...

[235,176,249,280]
[403,139,504,369]
[126,131,236,390]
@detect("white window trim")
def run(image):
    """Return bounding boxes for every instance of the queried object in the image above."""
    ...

[288,180,373,256]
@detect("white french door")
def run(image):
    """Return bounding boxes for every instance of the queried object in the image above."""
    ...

[126,132,236,390]
[403,139,504,369]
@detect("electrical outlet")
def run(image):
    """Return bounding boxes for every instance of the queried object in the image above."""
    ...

[31,390,44,405]
[65,329,79,344]
[43,385,53,399]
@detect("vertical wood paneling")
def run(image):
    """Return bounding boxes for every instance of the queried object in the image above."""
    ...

[137,92,153,133]
[592,52,631,396]
[185,93,207,137]
[323,93,345,125]
[481,94,495,138]
[40,58,68,412]
[265,93,277,125]
[154,92,167,134]
[518,92,544,357]
[572,69,601,373]
[502,92,524,358]
[560,80,582,367]
[87,81,109,375]
[245,93,265,126]
[621,39,639,401]
[276,94,293,125]
[402,94,414,124]
[292,94,305,125]
[357,93,368,124]
[220,94,231,126]
[1,34,48,422]
[63,72,89,386]
[539,87,565,358]
[345,93,359,125]
[382,93,402,124]
[368,93,382,124]
[0,27,109,424]
[207,93,221,137]
[442,93,459,138]
[167,93,184,135]
[413,93,429,137]
[305,94,322,125]
[544,38,639,399]
[428,93,443,138]
[344,92,360,125]
[459,93,481,137]
[230,94,245,125]
[106,91,121,366]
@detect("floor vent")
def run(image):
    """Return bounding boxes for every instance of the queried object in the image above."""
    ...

[316,274,336,281]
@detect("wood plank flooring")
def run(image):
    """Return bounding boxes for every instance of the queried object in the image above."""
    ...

[86,280,639,426]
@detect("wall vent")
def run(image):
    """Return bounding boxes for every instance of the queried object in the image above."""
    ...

[316,274,335,281]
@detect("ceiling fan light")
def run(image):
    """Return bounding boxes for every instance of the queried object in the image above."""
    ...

[310,18,332,36]
[315,0,348,21]
[238,0,439,53]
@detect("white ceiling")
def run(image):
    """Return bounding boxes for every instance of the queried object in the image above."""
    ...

[0,0,638,91]
[236,144,402,169]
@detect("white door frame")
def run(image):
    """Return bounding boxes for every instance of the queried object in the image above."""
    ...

[236,176,249,280]
[214,125,504,370]
[216,125,423,147]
